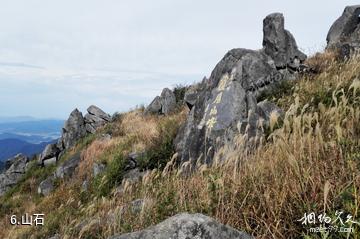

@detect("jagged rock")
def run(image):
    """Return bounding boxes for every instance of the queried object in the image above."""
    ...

[160,88,177,114]
[175,48,279,166]
[263,13,307,69]
[55,152,81,179]
[93,162,106,177]
[87,105,111,122]
[39,143,60,166]
[0,154,29,196]
[38,177,54,196]
[60,109,87,150]
[146,96,162,114]
[109,213,252,239]
[84,105,111,133]
[145,88,176,115]
[175,13,302,169]
[326,5,360,58]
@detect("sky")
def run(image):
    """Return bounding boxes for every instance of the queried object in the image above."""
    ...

[0,0,359,119]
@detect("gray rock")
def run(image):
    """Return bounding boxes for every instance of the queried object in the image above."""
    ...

[263,13,307,69]
[160,88,177,115]
[93,162,106,177]
[55,152,81,179]
[87,105,111,122]
[39,143,60,166]
[175,13,302,169]
[109,213,252,239]
[175,48,279,167]
[60,109,87,149]
[38,177,54,196]
[326,5,360,58]
[43,157,57,167]
[146,96,162,114]
[0,154,29,196]
[145,88,176,115]
[84,105,111,134]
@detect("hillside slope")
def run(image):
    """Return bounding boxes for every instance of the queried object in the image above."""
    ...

[1,6,360,239]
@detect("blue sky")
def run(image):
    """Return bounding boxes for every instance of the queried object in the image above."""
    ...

[0,0,359,119]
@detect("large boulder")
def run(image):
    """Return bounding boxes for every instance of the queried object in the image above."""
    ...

[59,109,87,150]
[145,88,176,115]
[109,213,252,239]
[175,48,279,166]
[84,105,111,134]
[38,176,54,196]
[38,143,61,166]
[262,13,307,69]
[0,154,29,196]
[326,5,360,57]
[55,152,81,179]
[175,13,303,169]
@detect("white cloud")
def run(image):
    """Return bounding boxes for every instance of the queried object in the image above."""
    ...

[0,0,359,117]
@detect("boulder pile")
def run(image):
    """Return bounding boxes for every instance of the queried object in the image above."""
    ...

[38,105,111,167]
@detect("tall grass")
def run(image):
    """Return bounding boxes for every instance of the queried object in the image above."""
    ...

[1,53,360,239]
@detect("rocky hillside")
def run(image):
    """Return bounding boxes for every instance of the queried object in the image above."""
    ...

[1,5,360,239]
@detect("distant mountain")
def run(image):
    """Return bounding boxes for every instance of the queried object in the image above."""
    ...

[0,120,64,135]
[0,138,52,162]
[0,116,37,123]
[0,132,56,144]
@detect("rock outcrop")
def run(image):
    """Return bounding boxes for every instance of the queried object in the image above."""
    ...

[59,108,87,150]
[38,177,54,196]
[174,13,305,169]
[263,13,307,69]
[84,105,111,134]
[38,143,61,166]
[327,5,360,58]
[145,88,177,115]
[39,105,110,167]
[109,213,252,239]
[0,154,29,196]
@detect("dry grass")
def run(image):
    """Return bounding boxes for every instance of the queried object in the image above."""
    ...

[1,53,360,239]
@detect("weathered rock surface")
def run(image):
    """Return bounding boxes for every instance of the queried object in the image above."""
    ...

[109,213,252,239]
[55,152,81,179]
[175,13,304,168]
[59,109,87,150]
[85,105,111,134]
[38,177,54,196]
[38,143,60,166]
[146,88,176,115]
[263,13,306,69]
[0,154,29,196]
[327,5,360,56]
